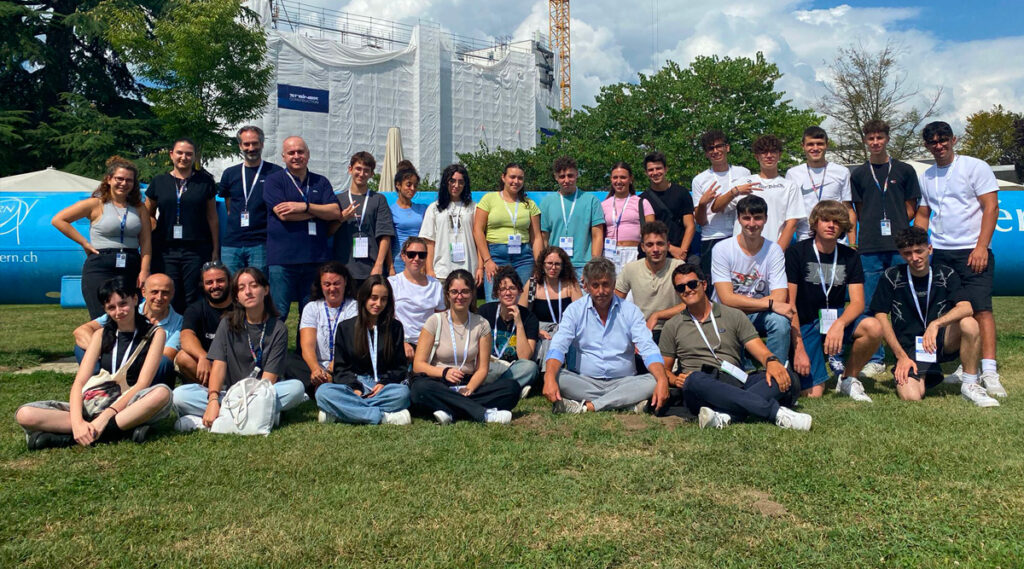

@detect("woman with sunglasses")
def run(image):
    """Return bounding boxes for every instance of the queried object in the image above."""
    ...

[52,157,152,318]
[420,164,481,284]
[410,269,520,424]
[521,246,583,366]
[316,276,411,425]
[473,163,543,300]
[389,237,446,361]
[602,162,654,276]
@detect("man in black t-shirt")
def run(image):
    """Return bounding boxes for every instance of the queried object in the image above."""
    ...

[869,227,998,407]
[851,119,921,378]
[174,262,232,385]
[641,151,695,262]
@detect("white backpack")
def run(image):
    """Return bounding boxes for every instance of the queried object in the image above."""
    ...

[211,369,278,436]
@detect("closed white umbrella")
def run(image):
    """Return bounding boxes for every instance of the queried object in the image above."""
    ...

[378,127,405,192]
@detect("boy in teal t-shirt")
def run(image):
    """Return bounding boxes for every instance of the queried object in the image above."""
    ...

[540,156,605,269]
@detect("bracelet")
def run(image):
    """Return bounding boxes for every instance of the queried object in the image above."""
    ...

[441,367,451,380]
[106,406,119,416]
[768,299,774,312]
[208,392,220,401]
[765,356,780,364]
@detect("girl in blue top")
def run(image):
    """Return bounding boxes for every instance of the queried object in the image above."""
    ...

[389,165,428,274]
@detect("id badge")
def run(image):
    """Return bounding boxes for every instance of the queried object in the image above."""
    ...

[173,224,183,239]
[450,241,467,263]
[819,308,838,334]
[353,235,370,258]
[720,360,748,384]
[604,238,617,254]
[307,221,317,236]
[880,219,892,236]
[559,236,574,256]
[507,234,522,255]
[915,336,937,363]
[240,211,250,228]
[115,253,127,268]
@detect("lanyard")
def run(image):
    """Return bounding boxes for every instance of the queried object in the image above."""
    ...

[247,321,267,367]
[492,310,515,357]
[241,161,264,213]
[111,331,137,374]
[807,164,828,201]
[812,245,839,308]
[932,156,958,203]
[174,176,190,224]
[907,266,933,325]
[869,160,892,220]
[115,204,129,244]
[367,325,379,384]
[544,280,562,323]
[446,310,470,370]
[688,307,722,361]
[324,302,343,361]
[449,205,463,234]
[559,190,578,227]
[502,199,520,233]
[348,192,368,233]
[611,195,633,240]
[286,172,310,204]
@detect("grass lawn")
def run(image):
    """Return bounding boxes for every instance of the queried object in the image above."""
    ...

[1,300,1022,568]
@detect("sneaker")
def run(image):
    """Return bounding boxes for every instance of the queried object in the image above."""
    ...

[980,371,1008,398]
[173,415,207,432]
[860,362,887,379]
[944,364,963,385]
[520,385,532,400]
[961,382,1000,408]
[483,408,512,424]
[317,410,338,424]
[130,425,150,444]
[697,407,732,429]
[838,377,873,402]
[432,410,454,425]
[26,431,74,451]
[552,398,587,414]
[775,406,812,431]
[631,400,650,415]
[381,409,412,425]
[827,355,845,376]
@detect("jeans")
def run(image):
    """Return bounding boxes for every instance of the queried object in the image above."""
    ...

[316,382,411,424]
[748,311,791,364]
[860,251,904,364]
[797,310,866,387]
[494,359,539,388]
[268,263,320,321]
[555,369,655,411]
[172,380,306,418]
[668,369,799,422]
[153,244,209,315]
[485,242,534,301]
[222,244,268,278]
[73,345,176,388]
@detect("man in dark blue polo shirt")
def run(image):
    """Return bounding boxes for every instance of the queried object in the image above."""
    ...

[218,125,282,277]
[263,136,342,320]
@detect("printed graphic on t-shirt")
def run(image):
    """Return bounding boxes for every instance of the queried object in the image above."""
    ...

[802,262,848,287]
[493,326,518,360]
[731,269,770,298]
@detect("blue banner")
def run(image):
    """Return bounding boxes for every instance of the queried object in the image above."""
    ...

[277,84,329,113]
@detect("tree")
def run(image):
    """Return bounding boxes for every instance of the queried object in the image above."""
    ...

[961,105,1022,165]
[816,42,941,163]
[459,53,821,191]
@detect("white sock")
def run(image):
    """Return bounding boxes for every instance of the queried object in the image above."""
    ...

[962,373,979,385]
[981,359,997,373]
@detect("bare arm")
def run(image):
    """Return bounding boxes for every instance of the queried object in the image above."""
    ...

[424,239,437,278]
[530,215,544,261]
[591,224,604,258]
[844,201,857,246]
[74,320,102,349]
[473,208,495,281]
[969,192,998,272]
[778,219,798,251]
[373,236,390,276]
[206,199,220,261]
[137,206,152,286]
[678,213,695,258]
[904,199,917,221]
[51,198,100,254]
[913,205,931,230]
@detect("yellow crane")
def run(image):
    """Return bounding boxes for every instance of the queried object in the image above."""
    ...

[548,0,571,111]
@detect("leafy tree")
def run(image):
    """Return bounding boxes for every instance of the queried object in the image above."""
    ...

[961,104,1022,165]
[815,42,941,163]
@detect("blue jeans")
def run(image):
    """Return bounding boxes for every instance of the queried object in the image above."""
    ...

[485,242,534,301]
[496,359,539,388]
[798,310,866,387]
[172,380,306,418]
[860,251,905,364]
[268,263,320,321]
[222,244,267,278]
[316,382,411,424]
[748,311,791,365]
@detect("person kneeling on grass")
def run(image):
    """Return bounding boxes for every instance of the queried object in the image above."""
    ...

[172,268,306,432]
[870,227,998,407]
[16,277,172,450]
[409,269,521,425]
[478,265,540,398]
[316,276,413,425]
[543,256,671,415]
[657,264,810,430]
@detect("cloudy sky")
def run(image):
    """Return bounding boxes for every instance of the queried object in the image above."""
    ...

[307,0,1023,131]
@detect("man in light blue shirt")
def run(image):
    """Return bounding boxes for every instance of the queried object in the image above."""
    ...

[540,156,605,270]
[543,257,670,413]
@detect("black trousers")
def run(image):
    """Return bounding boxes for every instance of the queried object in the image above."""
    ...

[409,375,520,422]
[662,369,799,423]
[153,243,209,314]
[284,352,318,399]
[81,250,141,318]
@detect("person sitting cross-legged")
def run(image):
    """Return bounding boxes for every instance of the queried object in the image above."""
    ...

[542,257,670,415]
[870,227,998,407]
[657,263,810,430]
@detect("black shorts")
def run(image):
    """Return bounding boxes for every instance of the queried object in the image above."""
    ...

[932,248,993,312]
[898,328,959,388]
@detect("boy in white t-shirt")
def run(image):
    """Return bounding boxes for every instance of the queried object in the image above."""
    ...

[913,121,1006,398]
[691,130,751,277]
[786,126,856,243]
[720,135,804,250]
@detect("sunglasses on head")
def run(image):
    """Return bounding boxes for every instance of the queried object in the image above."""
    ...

[674,280,702,293]
[202,260,225,272]
[404,250,427,259]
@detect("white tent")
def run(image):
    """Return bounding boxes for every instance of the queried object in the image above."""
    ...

[0,167,101,193]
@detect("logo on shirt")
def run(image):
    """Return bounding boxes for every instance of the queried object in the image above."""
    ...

[731,269,769,297]
[805,262,847,286]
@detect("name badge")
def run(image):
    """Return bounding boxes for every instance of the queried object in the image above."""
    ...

[604,238,617,254]
[115,253,127,268]
[720,360,748,384]
[240,211,250,228]
[353,235,370,258]
[819,308,838,334]
[880,219,892,236]
[507,234,522,255]
[559,236,574,256]
[307,221,317,236]
[915,336,937,363]
[173,225,183,239]
[450,241,467,263]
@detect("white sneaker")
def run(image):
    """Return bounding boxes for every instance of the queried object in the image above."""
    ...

[520,385,532,399]
[838,377,873,402]
[697,406,731,429]
[432,410,454,425]
[775,406,812,431]
[174,415,207,432]
[483,408,512,424]
[860,362,887,379]
[381,409,412,425]
[317,410,338,424]
[944,364,963,385]
[552,398,587,414]
[961,382,1000,408]
[980,371,1008,398]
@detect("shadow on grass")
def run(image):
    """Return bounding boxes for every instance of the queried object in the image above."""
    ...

[0,348,72,371]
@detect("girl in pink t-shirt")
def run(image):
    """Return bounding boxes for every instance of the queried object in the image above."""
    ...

[601,162,654,275]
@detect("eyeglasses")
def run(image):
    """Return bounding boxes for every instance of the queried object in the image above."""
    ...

[202,260,226,272]
[497,286,519,294]
[448,289,472,297]
[704,143,728,152]
[404,250,427,259]
[448,178,466,186]
[111,176,135,184]
[674,280,702,293]
[544,262,562,267]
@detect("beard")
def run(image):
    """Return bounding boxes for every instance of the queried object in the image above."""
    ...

[205,288,228,303]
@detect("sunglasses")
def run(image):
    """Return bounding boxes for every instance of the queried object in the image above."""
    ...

[404,250,427,259]
[925,137,952,147]
[202,260,226,272]
[674,280,702,293]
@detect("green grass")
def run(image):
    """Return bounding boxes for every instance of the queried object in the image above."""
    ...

[2,301,1023,568]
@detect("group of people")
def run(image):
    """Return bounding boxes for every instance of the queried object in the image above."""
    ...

[16,118,1007,449]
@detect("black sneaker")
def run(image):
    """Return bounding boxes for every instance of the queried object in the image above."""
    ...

[26,431,74,451]
[131,425,151,444]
